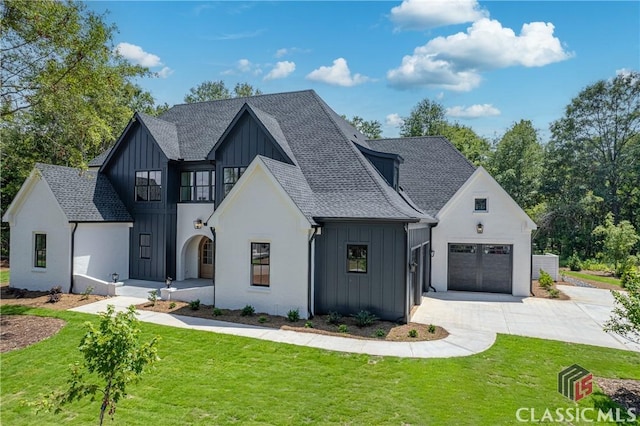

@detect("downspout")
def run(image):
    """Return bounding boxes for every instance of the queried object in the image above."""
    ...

[210,227,216,307]
[428,223,438,292]
[530,228,538,296]
[401,224,409,324]
[69,222,78,294]
[307,226,319,319]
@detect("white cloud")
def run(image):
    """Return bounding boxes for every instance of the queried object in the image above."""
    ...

[275,48,289,58]
[264,61,296,80]
[224,59,262,76]
[446,104,500,118]
[436,92,445,100]
[157,67,174,79]
[238,58,253,72]
[387,18,572,91]
[115,42,162,67]
[386,113,404,127]
[390,0,487,30]
[274,47,310,58]
[306,58,370,87]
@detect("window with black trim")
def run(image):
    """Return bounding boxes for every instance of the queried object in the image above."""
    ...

[180,171,214,202]
[139,233,151,259]
[347,244,367,273]
[223,167,246,197]
[34,233,46,268]
[251,242,270,286]
[135,170,162,201]
[474,198,487,212]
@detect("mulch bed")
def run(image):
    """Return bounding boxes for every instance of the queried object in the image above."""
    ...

[136,300,448,342]
[0,285,106,310]
[531,280,570,300]
[596,377,640,413]
[0,315,66,353]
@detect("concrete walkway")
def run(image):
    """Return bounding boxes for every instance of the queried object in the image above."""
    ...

[413,285,640,352]
[70,296,496,359]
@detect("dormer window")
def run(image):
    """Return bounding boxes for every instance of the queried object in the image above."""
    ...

[474,198,487,212]
[135,170,161,202]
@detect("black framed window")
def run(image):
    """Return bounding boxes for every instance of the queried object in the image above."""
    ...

[347,244,367,273]
[135,170,162,201]
[180,171,214,202]
[139,233,151,259]
[474,198,487,212]
[34,233,46,268]
[223,167,246,197]
[251,242,270,286]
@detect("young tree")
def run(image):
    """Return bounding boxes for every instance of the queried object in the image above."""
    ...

[592,212,640,276]
[604,278,640,343]
[399,98,447,137]
[345,115,383,139]
[42,305,159,425]
[183,80,262,103]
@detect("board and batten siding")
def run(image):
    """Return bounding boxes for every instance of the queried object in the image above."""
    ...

[314,222,407,321]
[408,224,432,293]
[102,121,175,281]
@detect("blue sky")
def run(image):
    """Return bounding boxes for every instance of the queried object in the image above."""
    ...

[88,1,639,141]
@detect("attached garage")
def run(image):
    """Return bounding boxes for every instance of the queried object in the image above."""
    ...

[448,243,512,293]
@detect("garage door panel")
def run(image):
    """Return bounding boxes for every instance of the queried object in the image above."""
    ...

[481,245,512,293]
[448,243,512,294]
[448,244,480,291]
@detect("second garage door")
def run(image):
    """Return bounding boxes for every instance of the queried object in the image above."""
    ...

[448,243,512,293]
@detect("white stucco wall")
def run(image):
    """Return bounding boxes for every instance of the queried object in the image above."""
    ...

[176,203,215,281]
[74,223,131,282]
[211,164,312,318]
[432,168,535,297]
[6,177,72,292]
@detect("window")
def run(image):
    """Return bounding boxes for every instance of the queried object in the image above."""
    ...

[474,198,487,212]
[347,244,367,273]
[223,167,246,197]
[484,245,510,255]
[135,170,162,201]
[251,242,270,286]
[202,239,213,265]
[34,233,46,268]
[139,233,151,259]
[181,171,214,202]
[450,244,476,254]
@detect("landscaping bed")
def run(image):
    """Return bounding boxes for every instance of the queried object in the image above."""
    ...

[0,284,106,310]
[136,300,448,342]
[531,279,570,300]
[0,315,66,353]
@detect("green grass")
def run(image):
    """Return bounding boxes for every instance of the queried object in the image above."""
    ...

[563,270,623,287]
[0,269,9,284]
[1,305,639,425]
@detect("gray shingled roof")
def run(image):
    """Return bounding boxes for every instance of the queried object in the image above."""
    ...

[36,163,132,222]
[367,137,476,217]
[88,148,110,167]
[137,113,180,160]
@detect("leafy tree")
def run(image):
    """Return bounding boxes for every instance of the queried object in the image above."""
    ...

[488,120,543,209]
[40,305,159,425]
[440,123,490,167]
[399,98,447,137]
[604,279,640,343]
[592,212,639,276]
[184,80,262,103]
[344,115,382,139]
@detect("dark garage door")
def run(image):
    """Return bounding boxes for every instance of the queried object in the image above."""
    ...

[448,243,512,293]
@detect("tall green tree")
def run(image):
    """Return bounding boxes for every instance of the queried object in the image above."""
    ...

[440,123,490,167]
[488,120,543,210]
[592,212,639,276]
[183,80,262,103]
[344,115,382,139]
[399,99,447,137]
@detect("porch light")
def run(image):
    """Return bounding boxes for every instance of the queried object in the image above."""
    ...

[431,250,435,258]
[111,272,119,283]
[165,276,173,288]
[476,222,484,234]
[193,219,203,229]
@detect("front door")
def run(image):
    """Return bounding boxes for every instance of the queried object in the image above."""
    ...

[199,237,214,279]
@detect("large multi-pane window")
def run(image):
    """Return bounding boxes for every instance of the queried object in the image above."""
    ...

[251,242,270,287]
[347,244,367,273]
[135,170,162,201]
[180,171,214,202]
[223,167,246,197]
[139,233,151,259]
[34,233,46,268]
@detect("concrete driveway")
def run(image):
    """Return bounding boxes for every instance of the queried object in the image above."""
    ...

[412,285,640,352]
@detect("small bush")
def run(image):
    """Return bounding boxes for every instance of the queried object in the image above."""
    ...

[258,316,267,324]
[241,304,255,316]
[352,310,378,327]
[169,302,177,309]
[428,324,436,334]
[80,286,94,301]
[326,311,342,325]
[147,289,159,306]
[287,308,300,322]
[304,321,313,328]
[212,307,223,316]
[189,299,201,310]
[408,329,418,338]
[568,252,582,271]
[548,288,560,299]
[538,269,554,289]
[338,324,348,333]
[621,270,640,289]
[374,329,385,338]
[48,286,62,303]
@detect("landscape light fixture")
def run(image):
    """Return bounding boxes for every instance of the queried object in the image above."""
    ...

[111,272,119,283]
[476,222,484,234]
[165,277,173,288]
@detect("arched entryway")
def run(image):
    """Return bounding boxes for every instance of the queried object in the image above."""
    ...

[199,237,214,279]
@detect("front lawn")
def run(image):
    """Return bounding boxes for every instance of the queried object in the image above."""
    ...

[1,306,638,425]
[0,270,9,285]
[563,270,623,287]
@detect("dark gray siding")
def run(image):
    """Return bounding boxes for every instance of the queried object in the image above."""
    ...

[407,225,432,303]
[103,122,175,281]
[211,112,288,206]
[314,222,407,321]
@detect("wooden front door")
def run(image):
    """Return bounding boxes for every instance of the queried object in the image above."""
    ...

[199,238,214,279]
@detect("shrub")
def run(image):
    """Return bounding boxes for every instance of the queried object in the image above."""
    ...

[428,324,436,334]
[258,316,267,324]
[548,288,560,299]
[287,308,300,322]
[48,286,62,303]
[408,329,418,338]
[538,269,554,289]
[189,299,200,310]
[568,252,582,271]
[338,324,348,333]
[241,304,255,316]
[304,321,313,328]
[80,286,94,301]
[621,270,640,289]
[212,307,223,316]
[326,311,342,325]
[147,289,159,306]
[352,310,378,327]
[374,328,385,338]
[168,302,177,309]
